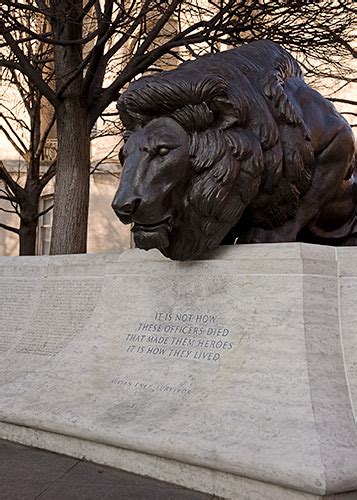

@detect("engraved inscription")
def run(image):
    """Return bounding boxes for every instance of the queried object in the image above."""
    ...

[124,311,234,362]
[111,378,191,397]
[0,278,36,354]
[15,278,102,357]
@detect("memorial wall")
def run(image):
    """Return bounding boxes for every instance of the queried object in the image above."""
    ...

[0,244,357,500]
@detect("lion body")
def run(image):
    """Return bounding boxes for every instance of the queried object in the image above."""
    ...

[113,40,356,260]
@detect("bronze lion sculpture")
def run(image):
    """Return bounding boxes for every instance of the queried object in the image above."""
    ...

[112,40,356,261]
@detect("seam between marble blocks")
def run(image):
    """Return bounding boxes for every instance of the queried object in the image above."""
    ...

[300,253,356,496]
[301,272,328,496]
[336,255,356,423]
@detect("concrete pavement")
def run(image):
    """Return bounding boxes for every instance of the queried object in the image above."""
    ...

[0,439,219,500]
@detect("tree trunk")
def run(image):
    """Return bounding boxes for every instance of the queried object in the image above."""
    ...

[50,100,90,255]
[19,219,38,256]
[49,0,90,255]
[19,190,40,256]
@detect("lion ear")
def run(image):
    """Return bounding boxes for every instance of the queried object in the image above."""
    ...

[117,94,149,130]
[208,96,248,130]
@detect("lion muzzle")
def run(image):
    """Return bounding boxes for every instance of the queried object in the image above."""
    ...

[132,221,171,251]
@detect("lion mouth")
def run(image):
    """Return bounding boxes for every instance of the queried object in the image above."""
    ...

[134,216,172,232]
[132,217,172,250]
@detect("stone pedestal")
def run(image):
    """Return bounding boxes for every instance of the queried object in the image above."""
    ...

[0,244,356,499]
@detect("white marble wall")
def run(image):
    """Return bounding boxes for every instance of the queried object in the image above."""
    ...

[0,244,356,499]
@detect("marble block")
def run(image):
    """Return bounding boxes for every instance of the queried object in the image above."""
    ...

[0,243,356,500]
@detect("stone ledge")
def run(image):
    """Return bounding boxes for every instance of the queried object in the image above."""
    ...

[0,422,338,500]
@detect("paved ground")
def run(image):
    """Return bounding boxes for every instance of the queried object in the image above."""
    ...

[0,439,218,500]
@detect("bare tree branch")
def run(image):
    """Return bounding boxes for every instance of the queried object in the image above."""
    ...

[0,114,28,155]
[0,125,27,159]
[0,206,18,214]
[0,161,25,201]
[328,98,357,106]
[34,112,56,160]
[38,160,56,190]
[35,203,53,220]
[0,222,20,234]
[0,20,58,107]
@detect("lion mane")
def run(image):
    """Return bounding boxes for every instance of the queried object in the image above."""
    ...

[117,40,315,260]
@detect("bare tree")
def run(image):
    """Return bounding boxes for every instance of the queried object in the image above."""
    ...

[0,0,355,254]
[0,11,56,255]
[0,67,122,255]
[0,35,121,255]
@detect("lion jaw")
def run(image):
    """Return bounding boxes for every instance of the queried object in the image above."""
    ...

[132,218,172,251]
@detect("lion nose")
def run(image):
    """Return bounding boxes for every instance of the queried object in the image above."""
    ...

[118,201,138,215]
[112,197,141,223]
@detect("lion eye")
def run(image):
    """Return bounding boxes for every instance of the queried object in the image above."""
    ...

[158,147,170,156]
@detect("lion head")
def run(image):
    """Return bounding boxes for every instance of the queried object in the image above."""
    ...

[112,50,313,260]
[112,116,191,256]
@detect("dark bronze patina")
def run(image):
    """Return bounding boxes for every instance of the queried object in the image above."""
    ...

[112,40,356,261]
